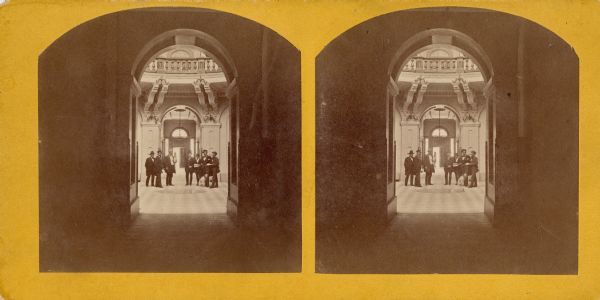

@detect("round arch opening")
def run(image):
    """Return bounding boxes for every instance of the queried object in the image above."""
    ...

[131,28,238,83]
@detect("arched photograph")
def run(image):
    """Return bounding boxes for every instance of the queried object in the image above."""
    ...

[316,7,578,274]
[39,7,301,272]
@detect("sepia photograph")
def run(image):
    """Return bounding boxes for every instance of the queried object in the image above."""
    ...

[38,7,301,272]
[316,7,578,274]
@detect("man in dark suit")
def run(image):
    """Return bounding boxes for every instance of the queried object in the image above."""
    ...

[444,152,455,185]
[467,151,479,188]
[404,150,415,186]
[144,151,156,187]
[164,150,176,186]
[423,151,434,185]
[413,149,423,187]
[193,153,203,186]
[200,150,211,187]
[185,152,194,186]
[457,149,471,186]
[208,151,220,188]
[154,150,164,188]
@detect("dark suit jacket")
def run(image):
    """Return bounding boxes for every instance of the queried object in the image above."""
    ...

[192,157,202,172]
[208,157,220,173]
[424,155,434,172]
[457,155,471,173]
[145,157,155,175]
[468,156,479,173]
[412,156,422,173]
[444,156,455,169]
[163,155,175,174]
[200,156,211,169]
[404,157,414,175]
[154,155,164,174]
[186,157,195,171]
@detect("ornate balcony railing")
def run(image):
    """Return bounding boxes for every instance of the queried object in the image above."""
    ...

[145,57,222,74]
[402,57,479,73]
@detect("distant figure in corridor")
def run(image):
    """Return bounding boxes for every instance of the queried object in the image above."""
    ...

[424,151,434,185]
[413,149,423,187]
[456,149,470,186]
[185,152,194,186]
[164,150,176,186]
[193,153,203,186]
[404,150,415,186]
[467,151,479,188]
[444,152,455,185]
[144,151,156,187]
[208,151,220,188]
[200,150,211,187]
[154,150,164,188]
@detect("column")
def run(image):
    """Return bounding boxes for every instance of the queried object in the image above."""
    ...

[140,122,160,158]
[399,120,420,176]
[200,123,221,154]
[459,122,480,153]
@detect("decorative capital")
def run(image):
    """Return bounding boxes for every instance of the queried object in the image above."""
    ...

[202,113,218,123]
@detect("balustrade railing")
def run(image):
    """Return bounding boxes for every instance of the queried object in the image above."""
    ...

[145,57,222,74]
[402,57,479,73]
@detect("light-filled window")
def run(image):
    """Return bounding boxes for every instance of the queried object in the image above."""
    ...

[431,127,448,137]
[171,128,188,138]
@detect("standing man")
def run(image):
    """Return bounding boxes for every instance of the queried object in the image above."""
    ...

[145,151,156,187]
[185,152,194,186]
[154,150,164,188]
[444,152,455,185]
[424,151,434,185]
[404,150,415,186]
[164,150,176,186]
[457,149,471,186]
[193,153,202,186]
[200,150,211,187]
[207,151,220,188]
[413,149,423,187]
[467,151,479,188]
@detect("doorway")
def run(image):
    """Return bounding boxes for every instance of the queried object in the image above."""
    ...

[391,42,490,215]
[129,30,237,217]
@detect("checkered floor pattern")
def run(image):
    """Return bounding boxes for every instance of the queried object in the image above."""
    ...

[139,172,227,214]
[397,171,485,213]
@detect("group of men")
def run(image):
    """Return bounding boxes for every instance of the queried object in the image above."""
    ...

[403,148,479,188]
[185,150,220,188]
[145,149,220,189]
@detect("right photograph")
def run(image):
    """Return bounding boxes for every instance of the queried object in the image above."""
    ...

[316,7,578,274]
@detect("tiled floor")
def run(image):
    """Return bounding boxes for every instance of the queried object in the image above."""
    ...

[397,169,485,213]
[139,171,227,214]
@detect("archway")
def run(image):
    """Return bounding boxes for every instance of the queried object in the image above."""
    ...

[129,30,238,216]
[386,30,493,216]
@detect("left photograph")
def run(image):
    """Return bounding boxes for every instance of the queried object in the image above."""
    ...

[39,7,301,272]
